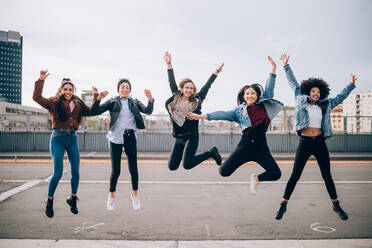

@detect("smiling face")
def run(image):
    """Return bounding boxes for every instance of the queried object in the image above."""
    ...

[309,87,320,102]
[181,82,196,98]
[119,82,131,98]
[60,83,74,101]
[244,87,258,106]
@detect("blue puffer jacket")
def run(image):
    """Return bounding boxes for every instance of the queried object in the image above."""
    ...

[206,73,283,131]
[284,64,355,139]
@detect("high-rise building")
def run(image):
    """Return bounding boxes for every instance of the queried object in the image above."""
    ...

[343,92,372,133]
[0,30,23,104]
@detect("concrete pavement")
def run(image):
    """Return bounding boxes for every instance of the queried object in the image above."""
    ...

[1,160,372,247]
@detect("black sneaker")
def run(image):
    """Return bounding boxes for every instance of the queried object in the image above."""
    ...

[210,147,222,165]
[66,195,79,215]
[45,198,54,218]
[275,201,287,220]
[332,201,348,220]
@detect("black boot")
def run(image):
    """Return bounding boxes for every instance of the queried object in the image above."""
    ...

[45,197,54,218]
[210,147,222,165]
[66,195,79,214]
[275,201,287,220]
[332,200,348,220]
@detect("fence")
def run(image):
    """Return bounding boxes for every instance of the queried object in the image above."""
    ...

[1,131,371,153]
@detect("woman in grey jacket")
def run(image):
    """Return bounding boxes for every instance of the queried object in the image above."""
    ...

[188,56,283,194]
[91,79,153,211]
[275,54,357,221]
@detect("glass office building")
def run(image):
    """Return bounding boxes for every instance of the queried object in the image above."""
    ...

[0,30,23,104]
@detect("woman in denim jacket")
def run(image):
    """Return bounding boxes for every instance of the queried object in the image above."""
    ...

[164,51,224,171]
[188,57,283,194]
[275,54,357,221]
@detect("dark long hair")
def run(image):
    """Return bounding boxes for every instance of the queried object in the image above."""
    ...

[236,84,264,105]
[56,78,89,121]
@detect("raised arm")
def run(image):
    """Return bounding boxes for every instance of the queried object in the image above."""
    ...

[32,70,52,110]
[263,56,277,99]
[281,54,301,97]
[136,89,154,114]
[87,87,109,116]
[330,73,357,109]
[197,63,224,100]
[164,51,178,93]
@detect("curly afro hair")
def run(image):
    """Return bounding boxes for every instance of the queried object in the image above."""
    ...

[300,78,330,100]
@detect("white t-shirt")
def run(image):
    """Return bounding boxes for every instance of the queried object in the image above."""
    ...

[306,104,322,128]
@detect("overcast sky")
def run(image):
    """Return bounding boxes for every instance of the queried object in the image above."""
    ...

[1,0,371,114]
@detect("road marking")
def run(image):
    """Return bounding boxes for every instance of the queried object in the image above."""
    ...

[310,223,336,233]
[0,167,70,203]
[3,180,372,184]
[74,222,105,234]
[0,180,41,203]
[1,160,372,165]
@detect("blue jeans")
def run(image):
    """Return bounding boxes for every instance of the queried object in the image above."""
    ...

[48,129,80,197]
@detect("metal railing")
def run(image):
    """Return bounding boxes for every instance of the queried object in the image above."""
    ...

[1,131,371,153]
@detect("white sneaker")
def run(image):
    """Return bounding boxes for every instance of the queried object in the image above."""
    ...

[107,193,114,211]
[250,174,258,194]
[131,193,141,210]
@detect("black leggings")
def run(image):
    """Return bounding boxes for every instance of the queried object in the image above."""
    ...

[168,133,212,170]
[219,131,281,181]
[109,130,138,192]
[283,135,337,200]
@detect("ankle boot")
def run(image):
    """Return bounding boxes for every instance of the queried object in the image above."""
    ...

[210,147,222,165]
[45,198,54,218]
[275,201,287,220]
[332,200,348,220]
[66,195,79,214]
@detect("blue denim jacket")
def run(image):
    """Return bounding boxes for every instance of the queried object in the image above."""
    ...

[284,64,356,139]
[206,73,283,131]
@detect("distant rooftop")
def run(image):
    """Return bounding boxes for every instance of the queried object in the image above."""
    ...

[0,30,22,44]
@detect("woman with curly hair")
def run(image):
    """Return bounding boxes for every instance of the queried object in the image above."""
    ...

[164,51,224,171]
[275,54,357,221]
[188,56,283,194]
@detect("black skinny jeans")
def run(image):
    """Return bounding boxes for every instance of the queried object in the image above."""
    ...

[219,128,281,181]
[283,135,337,200]
[168,133,212,170]
[109,130,138,192]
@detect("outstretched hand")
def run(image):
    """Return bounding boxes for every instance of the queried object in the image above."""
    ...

[350,73,357,84]
[164,51,172,65]
[280,54,290,66]
[92,86,109,101]
[268,56,276,74]
[215,63,224,74]
[39,70,50,81]
[187,113,202,120]
[144,89,153,102]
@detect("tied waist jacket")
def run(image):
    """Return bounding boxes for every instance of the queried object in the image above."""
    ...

[284,64,355,139]
[206,73,284,131]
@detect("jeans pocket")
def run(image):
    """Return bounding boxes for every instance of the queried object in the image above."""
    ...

[51,130,63,138]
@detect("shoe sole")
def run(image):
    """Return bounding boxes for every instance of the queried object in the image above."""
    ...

[333,208,348,220]
[66,200,78,214]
